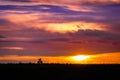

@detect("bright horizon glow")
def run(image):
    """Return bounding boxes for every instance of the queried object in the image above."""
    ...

[72,55,90,61]
[0,52,120,64]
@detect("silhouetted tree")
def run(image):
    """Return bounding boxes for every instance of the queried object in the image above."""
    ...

[18,61,22,64]
[37,58,43,64]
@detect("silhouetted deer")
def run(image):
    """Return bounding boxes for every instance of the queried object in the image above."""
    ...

[37,58,43,64]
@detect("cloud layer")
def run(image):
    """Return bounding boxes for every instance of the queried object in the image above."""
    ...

[0,0,120,56]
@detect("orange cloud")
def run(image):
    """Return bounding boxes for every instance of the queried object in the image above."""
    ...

[0,47,24,50]
[40,22,104,33]
[3,14,39,23]
[1,13,105,33]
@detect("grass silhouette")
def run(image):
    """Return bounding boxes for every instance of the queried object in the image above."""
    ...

[0,63,119,80]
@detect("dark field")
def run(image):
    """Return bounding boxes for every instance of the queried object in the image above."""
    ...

[0,64,120,80]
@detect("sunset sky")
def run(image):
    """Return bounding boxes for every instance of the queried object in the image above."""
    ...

[0,0,120,64]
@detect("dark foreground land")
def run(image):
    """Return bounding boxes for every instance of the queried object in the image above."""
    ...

[0,64,120,80]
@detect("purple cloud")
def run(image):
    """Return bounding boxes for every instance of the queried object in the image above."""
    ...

[0,0,120,56]
[0,28,120,56]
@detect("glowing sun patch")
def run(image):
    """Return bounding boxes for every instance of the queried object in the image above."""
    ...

[72,55,90,61]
